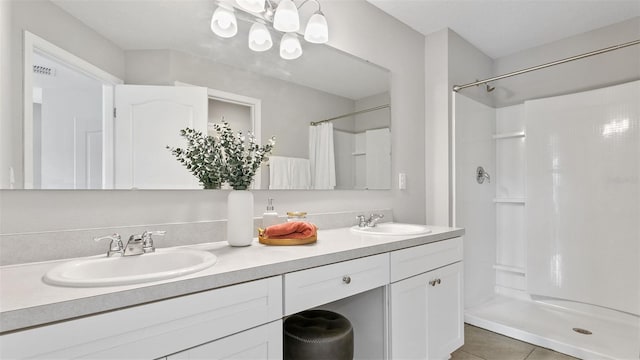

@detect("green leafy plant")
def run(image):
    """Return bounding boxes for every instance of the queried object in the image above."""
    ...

[168,122,275,190]
[214,121,275,190]
[167,128,224,189]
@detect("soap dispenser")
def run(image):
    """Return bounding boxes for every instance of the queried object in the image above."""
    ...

[262,198,280,227]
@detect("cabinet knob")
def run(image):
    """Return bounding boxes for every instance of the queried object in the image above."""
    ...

[342,276,352,284]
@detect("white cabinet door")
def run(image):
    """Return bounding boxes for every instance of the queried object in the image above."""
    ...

[113,84,207,189]
[167,320,282,360]
[427,261,464,360]
[390,262,464,360]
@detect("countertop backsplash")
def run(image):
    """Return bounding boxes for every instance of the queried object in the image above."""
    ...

[0,209,393,266]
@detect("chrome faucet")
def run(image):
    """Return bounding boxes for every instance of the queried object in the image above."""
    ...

[124,231,166,256]
[124,234,145,256]
[94,233,124,257]
[95,231,165,257]
[141,230,165,253]
[356,213,385,228]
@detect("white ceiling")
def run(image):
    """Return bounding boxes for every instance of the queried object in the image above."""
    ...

[367,0,640,59]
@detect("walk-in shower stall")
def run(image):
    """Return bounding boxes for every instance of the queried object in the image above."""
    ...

[453,40,639,359]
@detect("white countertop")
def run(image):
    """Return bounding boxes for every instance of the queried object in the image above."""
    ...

[0,225,464,333]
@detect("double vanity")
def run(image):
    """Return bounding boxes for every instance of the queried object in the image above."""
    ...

[0,224,464,359]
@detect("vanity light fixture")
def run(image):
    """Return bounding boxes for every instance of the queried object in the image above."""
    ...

[249,22,273,51]
[236,0,266,13]
[210,5,238,38]
[304,9,328,44]
[273,0,299,32]
[280,32,302,59]
[210,0,328,60]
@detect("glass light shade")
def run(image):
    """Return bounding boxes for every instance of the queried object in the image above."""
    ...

[236,0,265,13]
[248,22,273,52]
[273,0,299,32]
[304,12,328,44]
[210,6,237,38]
[280,33,302,60]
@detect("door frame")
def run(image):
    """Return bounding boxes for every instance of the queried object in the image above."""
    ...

[23,31,123,189]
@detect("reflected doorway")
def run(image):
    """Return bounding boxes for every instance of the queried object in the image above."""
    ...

[32,51,104,189]
[24,31,123,189]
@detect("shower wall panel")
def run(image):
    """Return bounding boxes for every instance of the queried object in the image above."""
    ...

[453,94,496,308]
[525,81,639,315]
[494,105,527,295]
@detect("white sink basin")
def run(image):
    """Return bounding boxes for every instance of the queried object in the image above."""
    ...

[43,248,217,287]
[351,223,432,236]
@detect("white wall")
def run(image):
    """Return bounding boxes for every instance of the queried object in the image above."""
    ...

[324,1,426,223]
[0,1,12,189]
[493,17,640,107]
[425,29,494,226]
[0,0,424,236]
[333,130,355,190]
[354,92,390,132]
[208,99,252,136]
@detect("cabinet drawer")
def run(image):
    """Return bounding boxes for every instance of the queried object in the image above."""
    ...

[284,253,389,315]
[390,237,462,282]
[167,320,283,360]
[0,276,282,359]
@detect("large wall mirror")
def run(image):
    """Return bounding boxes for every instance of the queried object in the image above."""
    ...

[6,0,391,190]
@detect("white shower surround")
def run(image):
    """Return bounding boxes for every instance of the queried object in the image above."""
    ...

[454,81,640,359]
[526,80,639,316]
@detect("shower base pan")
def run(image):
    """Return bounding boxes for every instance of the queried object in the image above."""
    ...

[465,295,639,360]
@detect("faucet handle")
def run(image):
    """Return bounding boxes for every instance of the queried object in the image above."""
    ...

[367,213,384,227]
[356,215,367,227]
[94,233,124,257]
[141,231,166,253]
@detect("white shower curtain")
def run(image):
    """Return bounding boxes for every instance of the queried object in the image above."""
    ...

[309,123,336,190]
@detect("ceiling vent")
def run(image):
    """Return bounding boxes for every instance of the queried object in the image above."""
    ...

[33,65,56,76]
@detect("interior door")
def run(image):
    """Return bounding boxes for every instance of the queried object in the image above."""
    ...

[113,85,207,189]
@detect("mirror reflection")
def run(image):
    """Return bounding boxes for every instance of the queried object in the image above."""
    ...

[7,0,391,190]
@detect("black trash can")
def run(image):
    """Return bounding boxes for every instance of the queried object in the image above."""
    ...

[283,309,354,360]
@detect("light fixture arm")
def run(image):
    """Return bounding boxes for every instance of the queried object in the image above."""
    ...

[264,0,277,14]
[297,0,322,13]
[262,0,323,20]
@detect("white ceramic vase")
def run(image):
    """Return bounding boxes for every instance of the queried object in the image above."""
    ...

[227,190,254,247]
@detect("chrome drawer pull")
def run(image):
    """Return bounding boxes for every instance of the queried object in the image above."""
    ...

[342,276,352,284]
[429,278,441,286]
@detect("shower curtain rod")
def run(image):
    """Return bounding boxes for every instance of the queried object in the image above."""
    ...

[310,104,390,126]
[452,39,640,92]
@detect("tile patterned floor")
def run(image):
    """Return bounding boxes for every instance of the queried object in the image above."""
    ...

[452,324,579,360]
